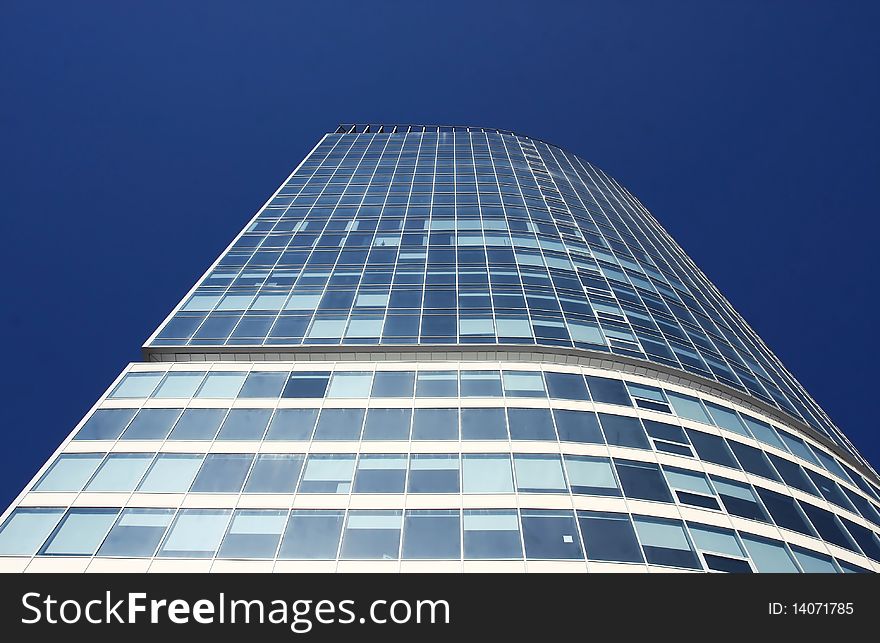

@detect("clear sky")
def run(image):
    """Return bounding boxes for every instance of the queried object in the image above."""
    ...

[1,1,878,506]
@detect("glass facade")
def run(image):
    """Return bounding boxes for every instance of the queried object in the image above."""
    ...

[0,124,877,573]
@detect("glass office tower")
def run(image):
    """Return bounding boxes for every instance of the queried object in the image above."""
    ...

[2,124,879,573]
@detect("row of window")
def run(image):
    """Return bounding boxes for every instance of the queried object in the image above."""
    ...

[28,449,880,562]
[101,369,878,500]
[0,505,871,573]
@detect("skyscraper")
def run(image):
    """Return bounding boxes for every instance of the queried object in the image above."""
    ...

[1,124,878,572]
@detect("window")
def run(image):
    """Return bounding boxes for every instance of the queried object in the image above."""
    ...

[812,450,852,484]
[663,467,720,510]
[278,510,343,560]
[704,402,750,437]
[766,454,819,495]
[282,372,330,398]
[626,382,671,413]
[666,391,711,423]
[363,408,411,441]
[191,454,254,493]
[502,371,545,398]
[299,454,355,493]
[564,456,619,496]
[633,516,699,569]
[460,370,503,397]
[545,372,589,401]
[153,372,205,399]
[168,408,226,440]
[86,454,153,492]
[265,408,318,441]
[741,415,786,450]
[711,476,769,522]
[158,509,231,558]
[839,518,880,562]
[614,459,672,503]
[577,511,643,563]
[40,508,119,556]
[408,455,460,493]
[313,408,365,441]
[507,408,556,441]
[195,372,247,398]
[687,523,751,573]
[327,372,373,398]
[553,409,603,444]
[33,454,103,492]
[686,429,739,468]
[238,371,287,398]
[415,371,458,397]
[585,376,631,406]
[354,455,407,493]
[841,487,880,527]
[804,470,855,512]
[754,488,815,536]
[137,454,203,492]
[120,408,181,440]
[371,371,415,398]
[739,534,799,572]
[790,545,839,573]
[727,441,780,481]
[0,508,64,556]
[412,408,458,440]
[598,413,649,449]
[643,420,693,457]
[521,510,583,560]
[463,454,513,493]
[402,510,461,559]
[97,508,174,557]
[460,408,507,440]
[244,454,304,493]
[776,430,820,465]
[514,454,567,493]
[218,510,287,559]
[798,503,857,552]
[109,372,163,399]
[463,510,522,560]
[340,511,402,560]
[216,408,272,441]
[75,409,136,440]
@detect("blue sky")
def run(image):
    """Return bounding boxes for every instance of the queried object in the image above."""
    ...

[1,1,878,506]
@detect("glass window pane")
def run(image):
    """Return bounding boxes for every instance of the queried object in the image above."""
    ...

[363,408,411,441]
[565,455,620,496]
[514,454,567,493]
[239,371,287,398]
[754,488,815,536]
[711,476,769,522]
[463,454,513,493]
[839,518,880,562]
[33,454,103,492]
[585,376,631,406]
[728,440,780,481]
[282,372,330,398]
[502,371,545,398]
[153,372,205,399]
[578,511,643,563]
[402,510,461,559]
[739,533,798,572]
[218,510,287,559]
[354,455,407,493]
[265,408,318,440]
[137,454,203,492]
[666,391,711,423]
[340,510,402,560]
[507,408,555,441]
[327,372,373,398]
[41,509,118,556]
[168,408,226,440]
[191,454,254,493]
[599,413,649,449]
[688,523,746,558]
[195,372,247,398]
[86,454,153,492]
[75,409,136,440]
[299,454,355,493]
[97,509,174,557]
[686,429,739,468]
[633,516,700,568]
[109,372,163,399]
[314,408,365,441]
[408,455,460,493]
[244,454,304,493]
[460,370,503,397]
[663,466,719,509]
[776,430,820,465]
[216,408,272,441]
[412,408,458,440]
[799,503,857,552]
[742,415,785,450]
[554,409,603,444]
[463,510,522,559]
[278,510,344,559]
[704,402,750,437]
[0,508,64,556]
[371,371,415,398]
[158,509,231,558]
[415,371,458,397]
[545,372,589,401]
[460,408,507,440]
[790,545,839,573]
[121,408,182,440]
[615,459,673,503]
[805,470,854,511]
[521,510,583,560]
